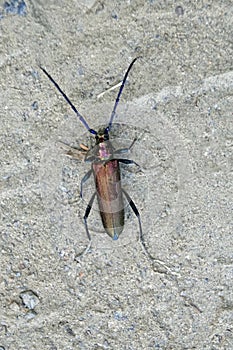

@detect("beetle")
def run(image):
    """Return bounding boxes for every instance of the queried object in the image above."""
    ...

[40,58,144,254]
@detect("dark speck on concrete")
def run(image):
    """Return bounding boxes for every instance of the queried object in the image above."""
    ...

[175,5,184,16]
[31,101,39,110]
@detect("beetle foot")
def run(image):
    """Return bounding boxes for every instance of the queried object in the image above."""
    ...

[74,241,92,261]
[139,240,179,277]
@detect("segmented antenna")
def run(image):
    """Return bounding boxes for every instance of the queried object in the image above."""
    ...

[106,57,139,133]
[40,58,139,135]
[39,66,97,135]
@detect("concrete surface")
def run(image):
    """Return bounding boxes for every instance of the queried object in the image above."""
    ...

[0,0,232,349]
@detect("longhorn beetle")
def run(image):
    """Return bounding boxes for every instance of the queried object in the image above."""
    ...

[40,58,144,254]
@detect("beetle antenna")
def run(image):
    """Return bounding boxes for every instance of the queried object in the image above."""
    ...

[106,57,139,133]
[39,66,97,135]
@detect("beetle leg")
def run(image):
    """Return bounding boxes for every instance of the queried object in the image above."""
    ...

[122,189,152,260]
[122,190,176,273]
[75,192,96,260]
[118,158,140,166]
[113,138,137,155]
[83,191,96,240]
[122,188,142,238]
[80,169,93,198]
[118,158,142,172]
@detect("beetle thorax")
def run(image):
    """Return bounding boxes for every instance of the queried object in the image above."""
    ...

[97,140,113,160]
[94,128,113,160]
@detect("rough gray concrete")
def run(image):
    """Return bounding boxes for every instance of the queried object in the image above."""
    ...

[0,1,232,349]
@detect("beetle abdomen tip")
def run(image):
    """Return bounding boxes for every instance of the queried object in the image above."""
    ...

[113,233,119,241]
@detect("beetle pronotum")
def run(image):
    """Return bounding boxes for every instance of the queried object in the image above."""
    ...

[40,58,146,255]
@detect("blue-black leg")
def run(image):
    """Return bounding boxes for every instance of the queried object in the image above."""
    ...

[118,158,141,169]
[83,192,96,241]
[122,194,177,273]
[75,192,96,259]
[122,189,143,241]
[122,188,153,260]
[80,169,92,198]
[113,138,137,155]
[122,190,166,267]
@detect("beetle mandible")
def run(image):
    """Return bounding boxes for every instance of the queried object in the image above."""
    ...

[40,58,144,254]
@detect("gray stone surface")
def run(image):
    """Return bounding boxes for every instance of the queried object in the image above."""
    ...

[0,1,232,349]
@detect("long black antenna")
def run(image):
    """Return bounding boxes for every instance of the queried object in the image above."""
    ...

[106,57,139,133]
[39,66,97,135]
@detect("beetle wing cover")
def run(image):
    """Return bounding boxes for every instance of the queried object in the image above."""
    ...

[93,160,124,239]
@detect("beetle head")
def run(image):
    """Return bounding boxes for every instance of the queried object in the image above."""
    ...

[95,127,110,144]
